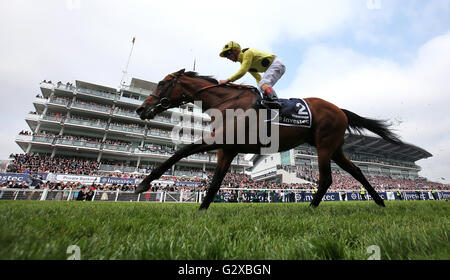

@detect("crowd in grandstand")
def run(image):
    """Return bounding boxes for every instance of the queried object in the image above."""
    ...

[110,121,145,131]
[69,114,107,125]
[50,96,72,104]
[3,153,449,194]
[8,153,99,175]
[19,130,32,136]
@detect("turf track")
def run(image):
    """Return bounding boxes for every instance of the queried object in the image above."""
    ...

[0,200,448,260]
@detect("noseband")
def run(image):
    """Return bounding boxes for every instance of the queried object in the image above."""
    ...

[149,73,190,110]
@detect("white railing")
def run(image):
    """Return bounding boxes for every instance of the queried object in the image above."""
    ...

[1,188,447,203]
[0,189,201,203]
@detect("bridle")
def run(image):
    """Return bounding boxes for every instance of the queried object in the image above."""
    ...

[149,73,189,110]
[148,73,260,111]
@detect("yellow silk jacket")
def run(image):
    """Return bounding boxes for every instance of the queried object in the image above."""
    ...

[228,48,276,84]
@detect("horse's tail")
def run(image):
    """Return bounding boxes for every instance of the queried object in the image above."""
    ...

[341,109,403,145]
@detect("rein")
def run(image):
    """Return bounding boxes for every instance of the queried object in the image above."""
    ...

[153,73,261,111]
[196,83,258,94]
[195,83,262,109]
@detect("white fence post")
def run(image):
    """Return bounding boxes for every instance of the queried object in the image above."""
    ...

[115,189,120,202]
[41,188,49,201]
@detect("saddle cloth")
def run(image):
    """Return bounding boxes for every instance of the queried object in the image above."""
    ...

[224,84,312,128]
[264,98,312,128]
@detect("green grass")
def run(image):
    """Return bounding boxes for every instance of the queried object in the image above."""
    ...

[0,200,448,260]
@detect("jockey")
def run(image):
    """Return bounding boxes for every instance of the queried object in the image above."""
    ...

[218,41,285,109]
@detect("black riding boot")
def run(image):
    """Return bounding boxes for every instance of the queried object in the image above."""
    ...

[262,89,281,109]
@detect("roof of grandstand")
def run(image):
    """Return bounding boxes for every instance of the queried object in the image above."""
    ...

[343,134,432,162]
[130,78,157,91]
[251,133,432,164]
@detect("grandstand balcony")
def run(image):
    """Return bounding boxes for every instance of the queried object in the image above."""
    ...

[98,163,138,173]
[64,117,108,130]
[152,115,180,127]
[55,137,102,151]
[15,134,33,152]
[32,134,56,145]
[113,107,141,120]
[54,83,76,96]
[121,85,153,96]
[48,97,70,107]
[232,158,251,167]
[75,87,116,101]
[25,115,63,134]
[187,154,209,162]
[134,148,173,159]
[32,96,47,112]
[15,134,32,146]
[174,170,204,177]
[146,129,173,140]
[42,114,64,123]
[108,123,145,136]
[102,143,133,154]
[25,113,40,128]
[71,101,112,116]
[39,81,54,98]
[15,133,56,149]
[117,95,142,107]
[239,159,251,166]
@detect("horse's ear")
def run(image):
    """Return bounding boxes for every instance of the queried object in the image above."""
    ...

[176,69,185,75]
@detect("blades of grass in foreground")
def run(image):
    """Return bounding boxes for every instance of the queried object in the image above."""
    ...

[0,201,448,260]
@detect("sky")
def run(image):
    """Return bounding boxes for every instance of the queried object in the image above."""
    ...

[0,0,449,183]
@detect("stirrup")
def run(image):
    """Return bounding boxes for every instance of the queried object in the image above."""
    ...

[261,99,281,109]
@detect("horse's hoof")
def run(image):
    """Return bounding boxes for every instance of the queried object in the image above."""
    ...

[376,199,386,207]
[198,204,209,211]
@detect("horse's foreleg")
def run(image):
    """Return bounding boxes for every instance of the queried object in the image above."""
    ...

[310,148,333,208]
[332,148,385,207]
[199,149,237,211]
[135,143,218,193]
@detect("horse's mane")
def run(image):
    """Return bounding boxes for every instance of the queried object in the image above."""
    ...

[184,71,261,101]
[184,71,218,84]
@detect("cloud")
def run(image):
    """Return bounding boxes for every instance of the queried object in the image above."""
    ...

[0,0,448,183]
[281,32,450,182]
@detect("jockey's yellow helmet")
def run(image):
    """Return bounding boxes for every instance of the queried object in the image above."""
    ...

[219,41,241,57]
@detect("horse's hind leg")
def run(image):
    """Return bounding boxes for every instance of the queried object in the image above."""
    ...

[199,149,237,211]
[332,147,385,207]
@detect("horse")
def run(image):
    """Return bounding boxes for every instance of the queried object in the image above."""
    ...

[135,69,403,210]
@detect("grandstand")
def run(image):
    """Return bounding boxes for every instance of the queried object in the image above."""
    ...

[12,78,251,179]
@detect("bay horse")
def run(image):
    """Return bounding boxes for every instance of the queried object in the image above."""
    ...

[135,69,403,210]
